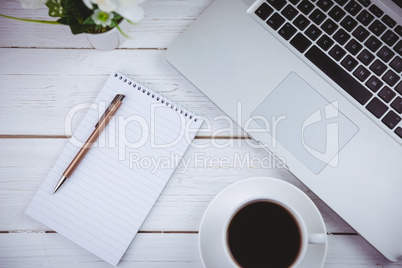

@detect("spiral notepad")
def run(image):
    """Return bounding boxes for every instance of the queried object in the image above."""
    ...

[25,72,203,266]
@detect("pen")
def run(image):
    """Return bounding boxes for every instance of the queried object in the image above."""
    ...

[53,94,125,194]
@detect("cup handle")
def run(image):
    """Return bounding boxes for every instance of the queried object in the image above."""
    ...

[308,233,327,244]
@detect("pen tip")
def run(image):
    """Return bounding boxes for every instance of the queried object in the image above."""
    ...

[117,94,125,101]
[53,175,68,194]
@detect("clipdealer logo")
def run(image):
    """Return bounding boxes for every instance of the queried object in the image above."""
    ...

[302,101,340,167]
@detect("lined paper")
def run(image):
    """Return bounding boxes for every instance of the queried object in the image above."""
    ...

[25,72,203,266]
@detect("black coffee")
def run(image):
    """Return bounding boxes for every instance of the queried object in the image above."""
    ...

[227,201,301,268]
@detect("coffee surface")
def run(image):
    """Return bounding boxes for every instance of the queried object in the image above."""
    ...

[227,201,301,268]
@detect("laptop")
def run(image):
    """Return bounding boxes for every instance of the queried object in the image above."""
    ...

[166,0,402,261]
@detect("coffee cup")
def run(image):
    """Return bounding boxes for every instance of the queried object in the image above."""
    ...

[198,177,328,268]
[225,199,326,267]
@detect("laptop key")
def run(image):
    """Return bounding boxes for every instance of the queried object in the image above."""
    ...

[365,76,383,92]
[290,33,312,52]
[382,15,396,28]
[290,0,302,5]
[394,40,402,56]
[293,14,311,30]
[356,10,374,26]
[369,20,386,36]
[267,0,287,11]
[391,96,402,114]
[356,0,371,7]
[317,0,334,12]
[305,45,373,104]
[354,65,370,81]
[278,23,297,40]
[364,36,382,52]
[344,0,362,16]
[281,5,299,20]
[309,9,326,24]
[352,26,370,42]
[321,19,338,35]
[329,44,346,61]
[396,26,402,37]
[267,13,286,30]
[255,3,274,21]
[366,97,388,118]
[395,127,402,139]
[358,49,375,65]
[377,46,395,62]
[381,30,398,47]
[378,86,396,103]
[341,55,358,71]
[346,39,363,55]
[333,29,350,45]
[382,110,401,129]
[334,0,348,6]
[370,59,387,76]
[328,6,346,21]
[317,34,334,50]
[369,4,384,18]
[396,81,402,95]
[341,16,358,32]
[382,69,400,87]
[297,0,315,15]
[305,24,323,40]
[390,56,402,73]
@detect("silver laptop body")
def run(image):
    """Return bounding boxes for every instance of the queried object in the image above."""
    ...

[166,0,402,261]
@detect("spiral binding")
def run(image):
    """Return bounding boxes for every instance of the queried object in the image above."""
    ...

[114,73,198,122]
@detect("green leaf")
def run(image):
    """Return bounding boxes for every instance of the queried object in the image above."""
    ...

[48,0,96,34]
[46,0,65,17]
[116,23,130,38]
[110,20,117,28]
[113,13,122,20]
[83,15,94,25]
[0,13,60,24]
[126,19,140,26]
[58,17,87,34]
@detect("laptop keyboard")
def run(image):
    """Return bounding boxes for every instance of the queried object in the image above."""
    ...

[252,0,402,141]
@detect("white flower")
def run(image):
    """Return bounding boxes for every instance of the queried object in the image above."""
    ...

[114,0,145,23]
[92,9,114,27]
[85,0,146,23]
[93,0,118,12]
[19,0,47,9]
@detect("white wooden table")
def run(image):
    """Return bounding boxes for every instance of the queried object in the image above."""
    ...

[1,0,401,267]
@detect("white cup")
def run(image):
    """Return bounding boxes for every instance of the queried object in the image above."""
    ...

[199,177,327,268]
[223,199,326,267]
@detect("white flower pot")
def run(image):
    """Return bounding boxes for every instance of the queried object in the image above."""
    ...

[84,19,129,50]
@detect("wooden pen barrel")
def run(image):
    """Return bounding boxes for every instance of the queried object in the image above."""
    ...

[64,101,123,177]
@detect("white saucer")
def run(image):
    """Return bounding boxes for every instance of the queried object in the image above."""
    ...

[198,177,328,268]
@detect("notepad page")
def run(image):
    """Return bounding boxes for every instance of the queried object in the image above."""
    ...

[26,72,203,266]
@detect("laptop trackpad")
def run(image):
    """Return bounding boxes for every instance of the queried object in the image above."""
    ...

[251,72,359,174]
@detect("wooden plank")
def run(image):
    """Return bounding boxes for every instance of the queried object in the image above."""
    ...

[0,138,353,233]
[0,233,202,268]
[0,48,247,137]
[0,0,212,49]
[0,232,399,267]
